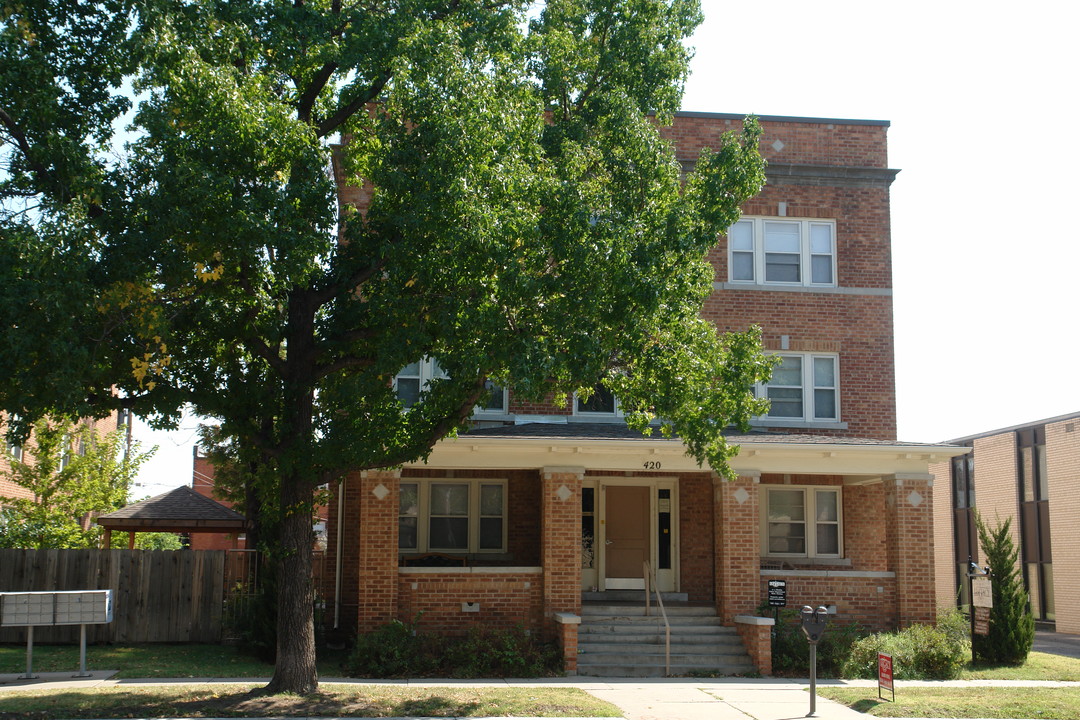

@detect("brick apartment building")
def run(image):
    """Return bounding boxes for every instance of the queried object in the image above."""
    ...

[313,111,970,675]
[932,411,1080,633]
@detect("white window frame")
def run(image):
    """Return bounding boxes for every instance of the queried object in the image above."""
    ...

[398,478,508,554]
[395,359,509,415]
[727,217,837,287]
[393,358,447,408]
[474,379,509,415]
[573,386,622,417]
[762,486,843,558]
[756,353,839,423]
[5,438,21,463]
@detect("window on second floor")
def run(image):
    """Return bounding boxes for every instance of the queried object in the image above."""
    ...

[763,486,842,558]
[728,217,836,287]
[5,438,21,463]
[394,358,507,414]
[757,353,839,423]
[574,386,621,416]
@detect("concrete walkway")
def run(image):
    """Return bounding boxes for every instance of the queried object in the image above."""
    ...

[4,672,1079,720]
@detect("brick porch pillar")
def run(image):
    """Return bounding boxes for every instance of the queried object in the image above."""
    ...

[714,471,761,624]
[884,473,936,627]
[356,469,401,634]
[325,472,366,636]
[541,467,583,630]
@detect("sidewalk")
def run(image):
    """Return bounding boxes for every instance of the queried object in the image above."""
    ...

[7,672,1077,720]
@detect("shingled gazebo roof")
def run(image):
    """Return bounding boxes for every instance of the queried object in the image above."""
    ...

[97,485,247,535]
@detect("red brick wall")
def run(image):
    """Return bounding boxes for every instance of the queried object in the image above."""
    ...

[397,569,543,633]
[714,474,760,623]
[541,468,583,632]
[843,483,888,571]
[324,471,366,634]
[356,469,401,633]
[734,619,773,676]
[884,475,936,626]
[679,472,715,603]
[760,573,898,631]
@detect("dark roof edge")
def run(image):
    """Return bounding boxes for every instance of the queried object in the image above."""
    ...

[946,410,1080,443]
[674,110,891,128]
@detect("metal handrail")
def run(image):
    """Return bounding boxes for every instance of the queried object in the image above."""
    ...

[643,560,671,676]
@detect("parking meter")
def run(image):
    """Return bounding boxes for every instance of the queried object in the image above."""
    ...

[800,605,829,644]
[800,605,830,717]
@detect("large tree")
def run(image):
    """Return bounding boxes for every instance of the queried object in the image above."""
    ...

[1,0,770,694]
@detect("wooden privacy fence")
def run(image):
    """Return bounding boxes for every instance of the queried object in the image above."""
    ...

[0,549,228,643]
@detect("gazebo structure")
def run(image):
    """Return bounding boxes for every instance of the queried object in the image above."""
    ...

[97,485,247,548]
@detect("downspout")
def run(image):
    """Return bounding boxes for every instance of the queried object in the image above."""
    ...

[334,478,345,629]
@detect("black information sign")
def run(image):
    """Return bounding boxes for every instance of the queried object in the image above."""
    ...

[768,579,787,607]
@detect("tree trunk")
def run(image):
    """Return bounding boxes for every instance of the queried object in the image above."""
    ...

[263,477,318,695]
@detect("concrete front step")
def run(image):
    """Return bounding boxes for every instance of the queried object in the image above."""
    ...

[582,591,688,603]
[581,603,717,617]
[577,602,755,677]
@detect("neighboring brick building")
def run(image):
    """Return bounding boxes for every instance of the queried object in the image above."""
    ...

[321,111,970,674]
[931,411,1080,633]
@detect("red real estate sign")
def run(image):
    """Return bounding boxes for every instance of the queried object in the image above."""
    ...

[878,652,894,701]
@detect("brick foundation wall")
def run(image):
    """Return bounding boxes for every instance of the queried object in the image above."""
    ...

[762,572,898,631]
[397,568,543,634]
[734,616,773,676]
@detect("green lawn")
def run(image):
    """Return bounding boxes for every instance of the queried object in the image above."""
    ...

[0,643,348,679]
[820,686,1080,719]
[0,684,622,719]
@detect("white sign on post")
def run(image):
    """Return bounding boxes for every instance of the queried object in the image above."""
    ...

[972,577,993,609]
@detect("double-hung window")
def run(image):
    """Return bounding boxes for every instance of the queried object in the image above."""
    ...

[395,359,508,414]
[574,386,621,416]
[399,479,507,553]
[728,217,836,287]
[758,353,839,423]
[764,486,842,558]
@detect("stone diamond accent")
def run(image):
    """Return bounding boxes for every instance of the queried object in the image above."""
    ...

[733,487,750,505]
[557,484,572,502]
[372,483,389,501]
[907,490,923,508]
[771,139,785,152]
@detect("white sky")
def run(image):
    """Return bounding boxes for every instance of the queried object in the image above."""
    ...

[131,0,1080,495]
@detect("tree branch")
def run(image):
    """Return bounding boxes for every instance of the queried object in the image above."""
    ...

[245,336,288,377]
[296,61,339,124]
[317,70,392,138]
[312,354,375,381]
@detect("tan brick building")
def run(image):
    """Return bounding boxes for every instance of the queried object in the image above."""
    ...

[315,112,970,675]
[932,411,1080,633]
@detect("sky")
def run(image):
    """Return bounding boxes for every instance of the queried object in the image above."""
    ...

[129,0,1080,496]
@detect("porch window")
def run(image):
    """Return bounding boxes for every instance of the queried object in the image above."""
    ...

[399,479,507,553]
[763,486,842,558]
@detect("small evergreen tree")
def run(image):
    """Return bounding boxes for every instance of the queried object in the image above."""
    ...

[973,514,1034,665]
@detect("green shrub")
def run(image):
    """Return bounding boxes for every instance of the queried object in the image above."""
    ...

[841,613,969,680]
[762,605,865,677]
[347,621,561,678]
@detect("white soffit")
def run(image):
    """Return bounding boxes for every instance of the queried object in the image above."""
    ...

[415,435,970,476]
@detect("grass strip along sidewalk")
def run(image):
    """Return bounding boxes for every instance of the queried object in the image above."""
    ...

[0,684,622,720]
[820,686,1080,719]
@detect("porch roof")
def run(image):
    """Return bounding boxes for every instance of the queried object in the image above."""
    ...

[97,485,248,533]
[416,423,970,479]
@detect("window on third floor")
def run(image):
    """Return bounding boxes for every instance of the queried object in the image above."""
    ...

[756,353,839,423]
[728,217,836,287]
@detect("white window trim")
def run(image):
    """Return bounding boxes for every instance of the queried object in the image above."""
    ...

[572,386,623,418]
[728,217,837,288]
[395,358,509,416]
[399,478,508,554]
[755,353,839,424]
[761,485,843,559]
[474,379,509,416]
